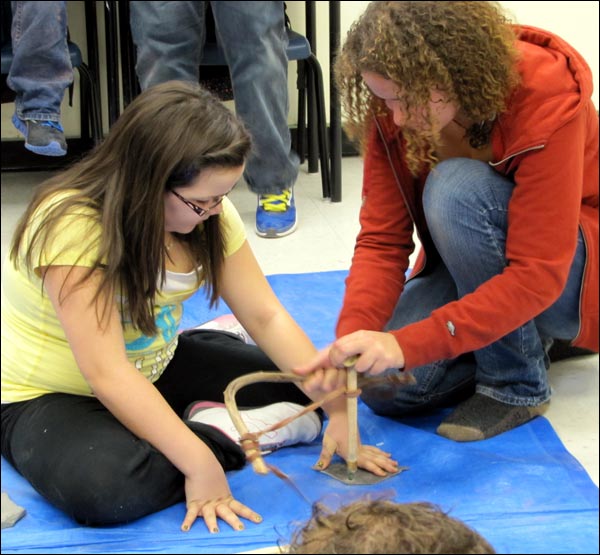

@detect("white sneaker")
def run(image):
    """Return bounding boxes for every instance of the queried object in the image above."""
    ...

[194,314,255,345]
[185,401,321,453]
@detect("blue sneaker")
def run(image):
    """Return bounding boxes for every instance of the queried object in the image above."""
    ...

[12,114,67,156]
[256,188,297,238]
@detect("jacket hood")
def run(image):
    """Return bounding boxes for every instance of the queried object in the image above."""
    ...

[493,25,594,158]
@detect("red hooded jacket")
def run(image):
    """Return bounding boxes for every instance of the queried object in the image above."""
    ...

[336,26,599,371]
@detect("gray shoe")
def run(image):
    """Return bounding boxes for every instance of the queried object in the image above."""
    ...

[12,114,67,156]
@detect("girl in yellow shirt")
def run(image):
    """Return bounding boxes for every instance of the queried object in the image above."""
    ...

[1,82,397,533]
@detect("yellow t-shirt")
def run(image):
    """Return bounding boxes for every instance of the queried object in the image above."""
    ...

[1,194,246,403]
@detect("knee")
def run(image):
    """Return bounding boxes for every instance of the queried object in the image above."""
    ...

[360,382,399,416]
[424,159,492,220]
[361,381,428,417]
[424,159,506,251]
[54,443,180,525]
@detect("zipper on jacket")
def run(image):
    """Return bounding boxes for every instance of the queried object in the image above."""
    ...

[489,145,545,167]
[571,224,588,345]
[375,120,420,226]
[374,119,426,281]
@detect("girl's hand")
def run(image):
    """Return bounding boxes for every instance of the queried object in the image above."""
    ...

[314,412,399,477]
[181,471,262,533]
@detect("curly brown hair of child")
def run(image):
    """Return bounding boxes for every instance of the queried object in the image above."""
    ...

[287,499,495,554]
[334,1,521,175]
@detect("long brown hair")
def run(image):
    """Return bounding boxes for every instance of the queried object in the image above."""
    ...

[335,1,521,174]
[10,81,252,335]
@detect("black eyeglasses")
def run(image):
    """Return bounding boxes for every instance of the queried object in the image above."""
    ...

[170,189,227,217]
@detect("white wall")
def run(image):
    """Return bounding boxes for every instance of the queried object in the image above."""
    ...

[499,1,598,107]
[501,0,599,110]
[2,1,598,139]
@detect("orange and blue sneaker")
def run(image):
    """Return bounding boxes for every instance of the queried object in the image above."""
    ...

[256,187,297,238]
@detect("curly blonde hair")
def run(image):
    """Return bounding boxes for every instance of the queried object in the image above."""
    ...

[288,499,495,554]
[335,1,521,174]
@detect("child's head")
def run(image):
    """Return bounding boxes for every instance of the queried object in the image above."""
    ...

[11,81,252,336]
[287,499,495,554]
[97,80,252,202]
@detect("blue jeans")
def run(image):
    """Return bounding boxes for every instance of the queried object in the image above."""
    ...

[8,1,72,122]
[362,158,585,415]
[129,1,299,194]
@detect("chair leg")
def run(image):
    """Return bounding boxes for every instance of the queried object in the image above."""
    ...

[104,1,120,127]
[77,62,103,144]
[295,60,307,164]
[79,71,91,141]
[305,54,331,199]
[296,85,306,164]
[118,0,138,109]
[306,70,319,174]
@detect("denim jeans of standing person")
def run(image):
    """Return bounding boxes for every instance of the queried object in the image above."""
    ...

[129,1,299,196]
[361,158,585,416]
[6,2,73,156]
[8,1,72,122]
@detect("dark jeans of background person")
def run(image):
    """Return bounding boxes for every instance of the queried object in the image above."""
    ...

[8,0,73,123]
[129,1,299,195]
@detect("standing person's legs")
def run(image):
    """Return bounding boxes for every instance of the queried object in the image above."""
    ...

[9,0,71,155]
[212,1,299,237]
[130,1,205,89]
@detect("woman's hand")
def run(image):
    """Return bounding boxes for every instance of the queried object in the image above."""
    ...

[181,470,262,533]
[292,346,347,394]
[314,411,399,477]
[295,331,406,392]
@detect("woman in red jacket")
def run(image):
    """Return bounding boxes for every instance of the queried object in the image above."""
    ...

[298,1,598,442]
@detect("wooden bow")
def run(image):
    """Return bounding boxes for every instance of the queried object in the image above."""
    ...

[223,360,416,477]
[223,372,307,474]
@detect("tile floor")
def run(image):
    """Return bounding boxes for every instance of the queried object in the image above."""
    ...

[1,156,598,489]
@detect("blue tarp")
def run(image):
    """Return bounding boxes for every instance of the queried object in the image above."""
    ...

[2,271,598,554]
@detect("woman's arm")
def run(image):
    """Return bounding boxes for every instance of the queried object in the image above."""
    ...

[43,265,260,532]
[336,121,416,339]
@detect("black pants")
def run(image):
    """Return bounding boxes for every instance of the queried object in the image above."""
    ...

[1,330,310,525]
